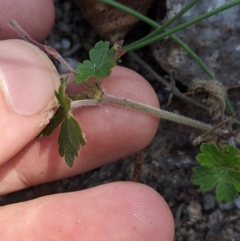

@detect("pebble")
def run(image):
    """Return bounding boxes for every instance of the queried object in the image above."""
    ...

[58,57,78,74]
[207,210,222,228]
[235,220,240,232]
[203,193,215,210]
[51,41,63,50]
[186,201,202,225]
[218,201,234,211]
[63,1,72,11]
[61,38,71,50]
[234,196,240,209]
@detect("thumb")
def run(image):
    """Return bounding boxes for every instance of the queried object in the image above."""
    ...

[0,39,60,164]
[0,0,55,42]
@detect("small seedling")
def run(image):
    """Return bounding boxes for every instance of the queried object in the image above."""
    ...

[191,143,240,202]
[10,19,240,202]
[39,77,86,167]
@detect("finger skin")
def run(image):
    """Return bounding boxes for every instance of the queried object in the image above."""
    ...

[0,182,174,241]
[0,66,160,195]
[0,39,60,164]
[0,2,175,241]
[0,0,55,42]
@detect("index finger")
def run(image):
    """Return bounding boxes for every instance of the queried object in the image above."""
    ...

[0,66,160,195]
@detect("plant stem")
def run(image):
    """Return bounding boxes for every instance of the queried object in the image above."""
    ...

[101,0,237,113]
[72,94,214,132]
[169,35,215,80]
[193,113,237,145]
[99,0,160,28]
[9,20,77,75]
[225,98,234,114]
[128,51,209,110]
[71,99,99,109]
[101,94,213,131]
[100,0,199,29]
[101,0,200,48]
[124,0,240,50]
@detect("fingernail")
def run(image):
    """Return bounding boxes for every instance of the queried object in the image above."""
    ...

[0,40,60,116]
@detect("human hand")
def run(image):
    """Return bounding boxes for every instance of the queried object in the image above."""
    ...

[0,0,174,240]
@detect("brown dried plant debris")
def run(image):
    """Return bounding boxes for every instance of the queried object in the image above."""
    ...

[189,79,226,120]
[74,0,154,43]
[130,151,146,182]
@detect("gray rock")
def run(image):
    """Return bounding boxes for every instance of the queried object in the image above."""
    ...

[51,41,63,50]
[203,193,215,210]
[218,201,234,210]
[61,38,71,50]
[207,210,222,228]
[152,0,240,88]
[58,57,78,74]
[234,196,240,209]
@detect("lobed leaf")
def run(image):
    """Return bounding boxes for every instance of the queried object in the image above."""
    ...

[39,76,86,167]
[215,175,239,202]
[55,77,71,115]
[39,41,125,167]
[58,116,86,167]
[191,166,225,192]
[75,60,95,83]
[38,106,65,137]
[89,41,111,66]
[220,145,240,167]
[191,143,240,202]
[196,143,222,166]
[75,40,125,83]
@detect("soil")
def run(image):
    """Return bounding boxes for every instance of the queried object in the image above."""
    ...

[0,0,240,240]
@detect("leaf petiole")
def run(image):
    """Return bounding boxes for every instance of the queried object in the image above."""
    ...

[71,93,220,133]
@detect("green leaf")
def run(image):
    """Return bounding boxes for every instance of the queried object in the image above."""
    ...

[38,107,65,137]
[191,143,240,202]
[38,76,86,167]
[55,77,71,114]
[75,40,125,83]
[39,77,71,138]
[216,173,239,202]
[196,143,222,166]
[58,116,86,167]
[89,41,112,67]
[75,60,96,83]
[191,166,226,191]
[220,145,240,167]
[233,182,240,192]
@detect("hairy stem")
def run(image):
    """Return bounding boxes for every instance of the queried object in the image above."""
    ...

[71,99,98,109]
[102,95,213,131]
[9,20,76,75]
[101,0,236,114]
[72,94,215,132]
[128,51,209,110]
